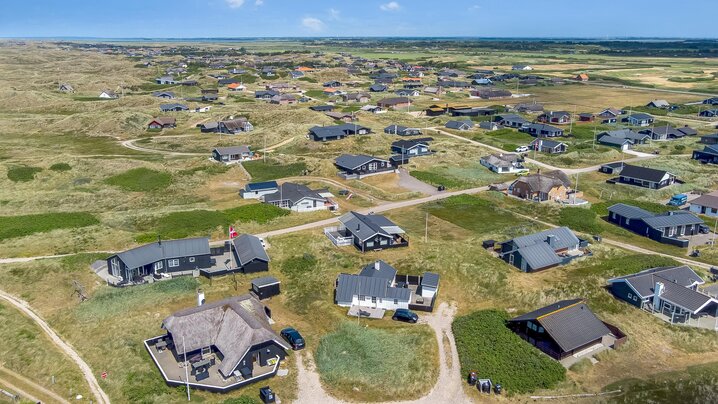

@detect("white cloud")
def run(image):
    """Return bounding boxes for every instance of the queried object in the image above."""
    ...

[380,1,400,11]
[255,0,264,5]
[329,8,340,20]
[468,4,480,11]
[225,0,245,8]
[301,17,325,33]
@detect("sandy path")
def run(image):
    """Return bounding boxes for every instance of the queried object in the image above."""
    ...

[0,367,70,404]
[0,290,110,404]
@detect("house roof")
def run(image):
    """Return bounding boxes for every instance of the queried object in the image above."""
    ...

[598,135,633,146]
[114,237,210,270]
[378,97,411,106]
[690,193,718,210]
[511,226,580,251]
[245,181,278,191]
[512,170,570,193]
[232,234,269,266]
[641,211,703,229]
[531,138,566,149]
[607,203,654,220]
[619,164,672,182]
[358,260,397,280]
[150,117,176,126]
[335,154,389,170]
[608,266,715,313]
[213,145,250,155]
[160,103,188,111]
[599,129,649,142]
[263,182,326,204]
[445,120,473,129]
[509,299,611,353]
[629,112,653,120]
[162,294,289,378]
[338,211,405,241]
[391,138,432,150]
[251,276,280,288]
[518,241,562,269]
[335,274,411,303]
[421,272,440,288]
[526,123,563,133]
[482,153,519,167]
[309,124,369,139]
[220,118,250,131]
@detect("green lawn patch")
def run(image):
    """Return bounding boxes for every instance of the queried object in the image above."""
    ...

[305,90,328,99]
[49,162,72,172]
[0,212,99,241]
[297,76,317,83]
[135,204,288,242]
[427,194,539,235]
[316,322,437,402]
[242,160,307,182]
[558,207,602,234]
[104,168,172,192]
[7,166,43,182]
[453,310,566,395]
[410,170,471,190]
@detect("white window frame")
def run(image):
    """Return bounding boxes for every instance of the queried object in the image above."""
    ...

[189,257,196,263]
[154,261,163,271]
[110,258,120,276]
[628,292,633,299]
[168,259,180,268]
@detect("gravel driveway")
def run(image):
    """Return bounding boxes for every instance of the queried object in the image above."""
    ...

[397,168,440,195]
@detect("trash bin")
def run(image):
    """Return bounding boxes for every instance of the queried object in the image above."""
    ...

[260,386,275,403]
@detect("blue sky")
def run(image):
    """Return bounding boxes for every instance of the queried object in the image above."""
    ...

[0,0,715,38]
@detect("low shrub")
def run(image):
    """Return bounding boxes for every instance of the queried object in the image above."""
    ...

[7,166,43,182]
[49,162,72,172]
[0,212,99,241]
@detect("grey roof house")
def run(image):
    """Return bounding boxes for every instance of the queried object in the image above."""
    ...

[335,154,395,179]
[308,124,370,141]
[499,227,586,272]
[326,211,408,252]
[480,153,527,174]
[212,146,253,164]
[262,182,336,213]
[616,164,676,189]
[607,203,704,248]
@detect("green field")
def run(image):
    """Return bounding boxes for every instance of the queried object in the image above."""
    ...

[0,212,99,241]
[104,167,172,192]
[7,166,43,182]
[242,159,308,182]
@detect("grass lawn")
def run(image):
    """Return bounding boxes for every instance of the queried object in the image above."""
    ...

[134,203,289,242]
[453,310,566,395]
[242,159,308,182]
[0,212,99,241]
[104,167,172,192]
[315,322,438,402]
[7,166,43,182]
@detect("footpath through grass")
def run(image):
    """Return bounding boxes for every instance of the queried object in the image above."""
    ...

[316,322,438,402]
[453,310,566,395]
[0,212,99,241]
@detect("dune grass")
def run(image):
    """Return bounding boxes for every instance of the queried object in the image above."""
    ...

[243,159,307,182]
[316,322,438,402]
[104,167,172,192]
[0,212,99,241]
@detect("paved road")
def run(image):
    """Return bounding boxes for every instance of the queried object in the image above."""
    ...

[293,302,468,404]
[0,291,110,404]
[428,127,659,174]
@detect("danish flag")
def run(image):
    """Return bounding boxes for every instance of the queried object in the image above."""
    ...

[229,226,238,239]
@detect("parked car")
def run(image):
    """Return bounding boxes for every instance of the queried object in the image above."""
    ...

[515,145,529,153]
[699,224,711,234]
[392,308,418,323]
[280,327,305,350]
[667,194,688,206]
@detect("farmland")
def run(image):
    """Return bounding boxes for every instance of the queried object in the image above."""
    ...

[0,36,717,404]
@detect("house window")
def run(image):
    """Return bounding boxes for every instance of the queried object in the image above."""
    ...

[168,259,180,268]
[154,261,163,271]
[359,295,365,300]
[508,254,515,265]
[189,257,196,263]
[633,295,638,301]
[371,297,377,303]
[394,299,398,305]
[110,258,120,276]
[366,241,374,248]
[628,293,633,299]
[538,327,544,333]
[380,239,388,245]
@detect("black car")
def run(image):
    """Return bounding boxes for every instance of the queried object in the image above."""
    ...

[280,327,305,350]
[392,309,418,323]
[699,224,711,234]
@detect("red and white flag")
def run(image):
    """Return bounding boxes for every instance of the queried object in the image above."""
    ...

[229,226,238,239]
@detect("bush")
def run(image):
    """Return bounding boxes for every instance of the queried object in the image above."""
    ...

[298,76,317,83]
[105,168,172,192]
[558,207,602,234]
[0,212,99,241]
[243,160,307,182]
[49,163,72,172]
[7,166,42,182]
[453,310,566,395]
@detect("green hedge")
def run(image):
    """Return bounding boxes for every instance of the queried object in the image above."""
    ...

[453,309,566,395]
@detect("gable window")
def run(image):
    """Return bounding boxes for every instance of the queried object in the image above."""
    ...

[628,292,633,299]
[168,259,180,268]
[189,257,196,263]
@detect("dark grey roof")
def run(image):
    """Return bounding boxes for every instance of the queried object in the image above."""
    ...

[421,272,440,288]
[445,120,473,129]
[251,276,280,288]
[609,266,715,312]
[518,242,562,269]
[385,124,407,133]
[391,138,432,149]
[335,274,411,304]
[526,123,563,133]
[232,234,269,265]
[339,211,405,242]
[598,135,633,146]
[359,260,397,280]
[512,227,580,251]
[510,299,611,353]
[309,124,369,139]
[599,129,649,142]
[642,211,704,229]
[691,193,718,210]
[607,203,653,220]
[619,164,672,182]
[629,112,653,120]
[213,146,250,155]
[531,138,566,148]
[115,237,210,269]
[263,182,325,205]
[334,154,388,170]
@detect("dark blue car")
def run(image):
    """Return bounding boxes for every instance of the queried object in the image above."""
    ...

[392,309,418,323]
[280,327,305,350]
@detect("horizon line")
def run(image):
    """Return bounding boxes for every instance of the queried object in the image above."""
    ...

[2,36,718,41]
